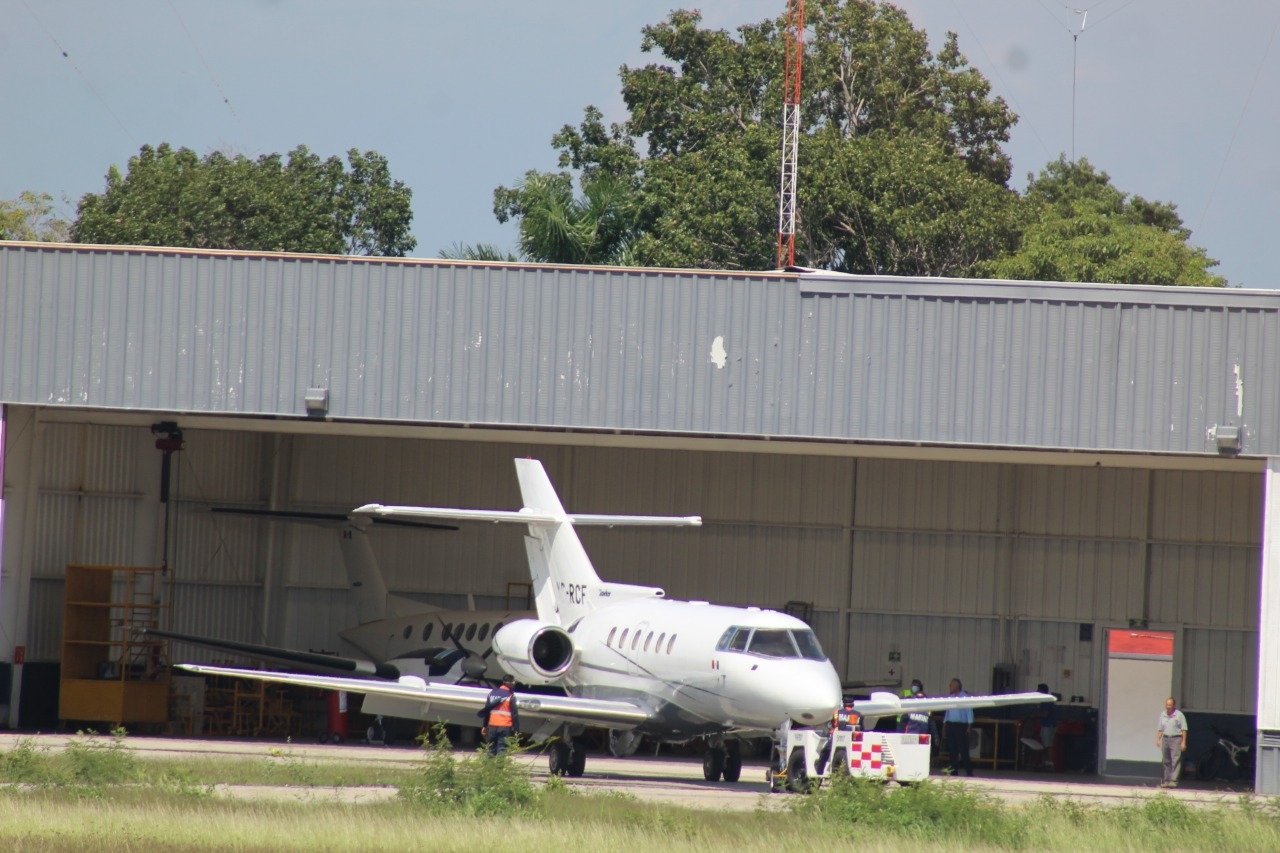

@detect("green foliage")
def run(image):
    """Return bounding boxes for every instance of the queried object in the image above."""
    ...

[494,164,640,265]
[797,776,1029,847]
[64,729,142,786]
[398,726,539,816]
[438,242,520,262]
[0,738,60,785]
[496,1,1020,274]
[977,157,1227,286]
[71,143,416,256]
[0,191,71,242]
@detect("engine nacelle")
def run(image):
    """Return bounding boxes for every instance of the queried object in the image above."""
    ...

[491,619,575,685]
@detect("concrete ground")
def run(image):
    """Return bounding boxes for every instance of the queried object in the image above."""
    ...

[0,732,1256,812]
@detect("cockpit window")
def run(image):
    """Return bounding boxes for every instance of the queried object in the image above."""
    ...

[729,628,751,652]
[791,629,827,661]
[715,627,736,651]
[747,629,799,658]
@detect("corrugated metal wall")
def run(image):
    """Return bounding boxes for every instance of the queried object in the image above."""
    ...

[16,418,1261,713]
[4,244,1279,456]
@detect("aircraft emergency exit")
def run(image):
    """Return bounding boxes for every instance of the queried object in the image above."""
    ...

[182,458,1051,781]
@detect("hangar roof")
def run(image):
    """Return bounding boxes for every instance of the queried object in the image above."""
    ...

[1,242,1276,459]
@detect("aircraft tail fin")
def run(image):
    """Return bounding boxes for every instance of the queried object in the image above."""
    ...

[516,459,602,626]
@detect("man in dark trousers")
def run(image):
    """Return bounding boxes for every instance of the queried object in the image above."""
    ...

[943,677,975,777]
[478,674,520,756]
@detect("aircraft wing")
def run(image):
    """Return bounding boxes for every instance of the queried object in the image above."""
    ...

[147,629,402,680]
[176,663,653,730]
[853,690,1055,722]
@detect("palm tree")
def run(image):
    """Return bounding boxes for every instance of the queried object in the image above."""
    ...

[496,171,638,266]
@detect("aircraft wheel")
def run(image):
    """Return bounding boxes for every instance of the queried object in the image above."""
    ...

[786,748,810,794]
[703,747,726,781]
[723,749,743,783]
[568,738,588,777]
[548,741,572,777]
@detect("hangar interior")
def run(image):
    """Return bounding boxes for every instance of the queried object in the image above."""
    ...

[3,407,1260,752]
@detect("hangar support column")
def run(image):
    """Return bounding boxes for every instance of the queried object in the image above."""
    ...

[1257,458,1280,794]
[0,407,44,728]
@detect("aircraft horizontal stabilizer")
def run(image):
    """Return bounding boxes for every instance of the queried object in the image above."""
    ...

[176,663,653,730]
[354,504,700,527]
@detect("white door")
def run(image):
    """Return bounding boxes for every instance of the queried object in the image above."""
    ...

[1101,629,1174,777]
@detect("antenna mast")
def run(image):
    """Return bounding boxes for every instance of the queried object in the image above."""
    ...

[776,0,804,269]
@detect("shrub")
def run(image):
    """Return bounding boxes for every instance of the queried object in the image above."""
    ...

[398,726,538,817]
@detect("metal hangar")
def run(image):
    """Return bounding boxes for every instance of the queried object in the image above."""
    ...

[1,242,1277,789]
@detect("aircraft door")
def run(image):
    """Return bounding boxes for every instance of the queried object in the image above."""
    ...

[1100,628,1175,778]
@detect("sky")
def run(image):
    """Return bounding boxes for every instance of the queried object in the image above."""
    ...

[3,1,1277,288]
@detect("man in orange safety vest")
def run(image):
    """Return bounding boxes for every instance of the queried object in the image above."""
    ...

[478,674,521,756]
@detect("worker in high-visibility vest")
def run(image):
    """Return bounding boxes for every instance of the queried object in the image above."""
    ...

[820,696,861,774]
[478,674,521,756]
[831,698,861,733]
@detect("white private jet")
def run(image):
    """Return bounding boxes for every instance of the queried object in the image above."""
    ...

[181,458,1052,781]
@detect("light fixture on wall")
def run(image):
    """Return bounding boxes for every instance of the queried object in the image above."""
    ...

[304,387,329,417]
[1211,424,1241,454]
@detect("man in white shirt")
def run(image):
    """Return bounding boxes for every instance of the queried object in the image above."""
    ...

[1156,696,1189,788]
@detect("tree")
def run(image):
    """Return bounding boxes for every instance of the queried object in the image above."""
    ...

[977,158,1227,286]
[71,143,416,256]
[496,2,1020,274]
[437,242,519,262]
[494,169,639,265]
[0,191,71,242]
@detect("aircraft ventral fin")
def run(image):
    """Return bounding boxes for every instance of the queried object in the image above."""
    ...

[353,504,701,528]
[176,664,652,730]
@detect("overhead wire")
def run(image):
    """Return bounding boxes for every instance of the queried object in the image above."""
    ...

[18,0,138,146]
[165,0,241,127]
[948,0,1054,165]
[1193,10,1280,239]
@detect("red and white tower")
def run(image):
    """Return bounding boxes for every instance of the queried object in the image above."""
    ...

[776,0,804,269]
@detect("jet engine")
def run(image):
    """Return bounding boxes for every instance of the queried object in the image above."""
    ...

[490,619,575,685]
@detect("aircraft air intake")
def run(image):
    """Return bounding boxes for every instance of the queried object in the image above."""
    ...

[491,618,575,685]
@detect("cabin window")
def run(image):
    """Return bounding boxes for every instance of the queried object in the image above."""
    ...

[477,623,490,642]
[631,629,641,651]
[644,632,653,652]
[667,634,677,654]
[729,628,751,652]
[607,627,617,647]
[791,629,826,661]
[443,623,453,641]
[747,629,798,658]
[657,632,666,650]
[493,622,504,636]
[403,625,412,640]
[422,624,434,642]
[620,628,630,648]
[466,623,477,641]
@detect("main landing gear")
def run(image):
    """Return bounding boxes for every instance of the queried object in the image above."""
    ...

[702,738,743,782]
[548,736,588,778]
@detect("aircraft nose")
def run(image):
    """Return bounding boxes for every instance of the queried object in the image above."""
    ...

[783,665,843,725]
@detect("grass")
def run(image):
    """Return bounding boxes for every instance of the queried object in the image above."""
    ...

[3,733,1280,852]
